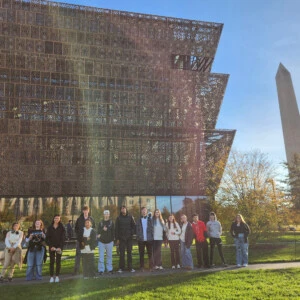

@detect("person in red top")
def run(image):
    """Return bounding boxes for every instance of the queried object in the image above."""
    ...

[191,213,209,268]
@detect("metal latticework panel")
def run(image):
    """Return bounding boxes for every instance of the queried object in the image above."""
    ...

[0,0,235,197]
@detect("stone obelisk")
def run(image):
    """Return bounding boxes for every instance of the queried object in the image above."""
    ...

[275,63,300,165]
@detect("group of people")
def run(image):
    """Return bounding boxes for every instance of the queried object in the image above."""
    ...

[71,205,250,279]
[0,205,250,282]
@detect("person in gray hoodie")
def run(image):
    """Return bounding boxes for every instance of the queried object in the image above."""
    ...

[206,212,227,267]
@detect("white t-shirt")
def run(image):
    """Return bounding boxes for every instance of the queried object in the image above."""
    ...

[81,227,94,254]
[142,217,148,241]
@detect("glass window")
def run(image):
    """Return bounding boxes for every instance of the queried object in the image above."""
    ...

[156,196,171,220]
[171,196,208,222]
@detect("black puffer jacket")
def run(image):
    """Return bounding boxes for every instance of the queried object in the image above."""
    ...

[115,212,136,240]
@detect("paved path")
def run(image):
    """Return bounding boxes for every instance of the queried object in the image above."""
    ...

[1,262,300,286]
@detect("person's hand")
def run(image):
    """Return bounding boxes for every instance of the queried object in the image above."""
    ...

[103,226,107,231]
[51,247,56,251]
[116,240,120,246]
[56,248,61,252]
[97,234,101,238]
[10,247,15,253]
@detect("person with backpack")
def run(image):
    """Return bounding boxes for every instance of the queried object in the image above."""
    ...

[97,210,115,275]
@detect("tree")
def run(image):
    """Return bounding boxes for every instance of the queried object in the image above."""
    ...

[215,150,279,243]
[0,200,15,224]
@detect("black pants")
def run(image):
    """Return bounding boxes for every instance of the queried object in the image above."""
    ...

[49,250,62,277]
[153,240,163,267]
[138,241,153,269]
[195,240,209,267]
[169,240,180,266]
[82,253,95,277]
[119,238,133,270]
[73,241,81,273]
[210,237,226,264]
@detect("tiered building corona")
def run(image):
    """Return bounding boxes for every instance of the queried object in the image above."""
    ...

[0,0,235,220]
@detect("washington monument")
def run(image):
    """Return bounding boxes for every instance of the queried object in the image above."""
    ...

[275,63,300,166]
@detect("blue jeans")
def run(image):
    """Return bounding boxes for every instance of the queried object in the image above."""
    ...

[26,247,45,280]
[98,241,113,272]
[234,234,248,265]
[180,241,193,268]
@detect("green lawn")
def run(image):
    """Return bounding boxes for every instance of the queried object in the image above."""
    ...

[1,232,300,299]
[1,268,300,299]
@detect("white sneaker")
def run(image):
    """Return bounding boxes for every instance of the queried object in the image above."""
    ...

[172,266,175,269]
[117,269,123,273]
[237,264,241,267]
[243,264,248,267]
[55,276,59,283]
[130,269,135,273]
[159,266,164,270]
[155,266,159,270]
[177,264,181,269]
[49,277,54,283]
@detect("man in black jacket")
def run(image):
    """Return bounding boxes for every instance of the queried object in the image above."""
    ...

[73,206,95,275]
[115,206,136,273]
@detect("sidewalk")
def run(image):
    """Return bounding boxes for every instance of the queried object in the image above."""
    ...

[1,262,300,286]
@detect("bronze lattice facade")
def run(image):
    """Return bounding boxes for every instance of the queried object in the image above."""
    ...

[0,0,235,198]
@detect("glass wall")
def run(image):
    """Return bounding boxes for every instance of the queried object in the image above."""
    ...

[0,195,209,230]
[156,196,171,220]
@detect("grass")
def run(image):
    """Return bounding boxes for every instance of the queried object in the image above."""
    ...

[1,232,299,299]
[1,268,300,299]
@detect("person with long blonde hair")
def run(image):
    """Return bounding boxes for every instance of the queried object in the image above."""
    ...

[230,214,250,267]
[152,209,165,270]
[165,214,181,269]
[25,219,46,281]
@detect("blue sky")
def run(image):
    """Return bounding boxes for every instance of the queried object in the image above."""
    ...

[54,0,300,168]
